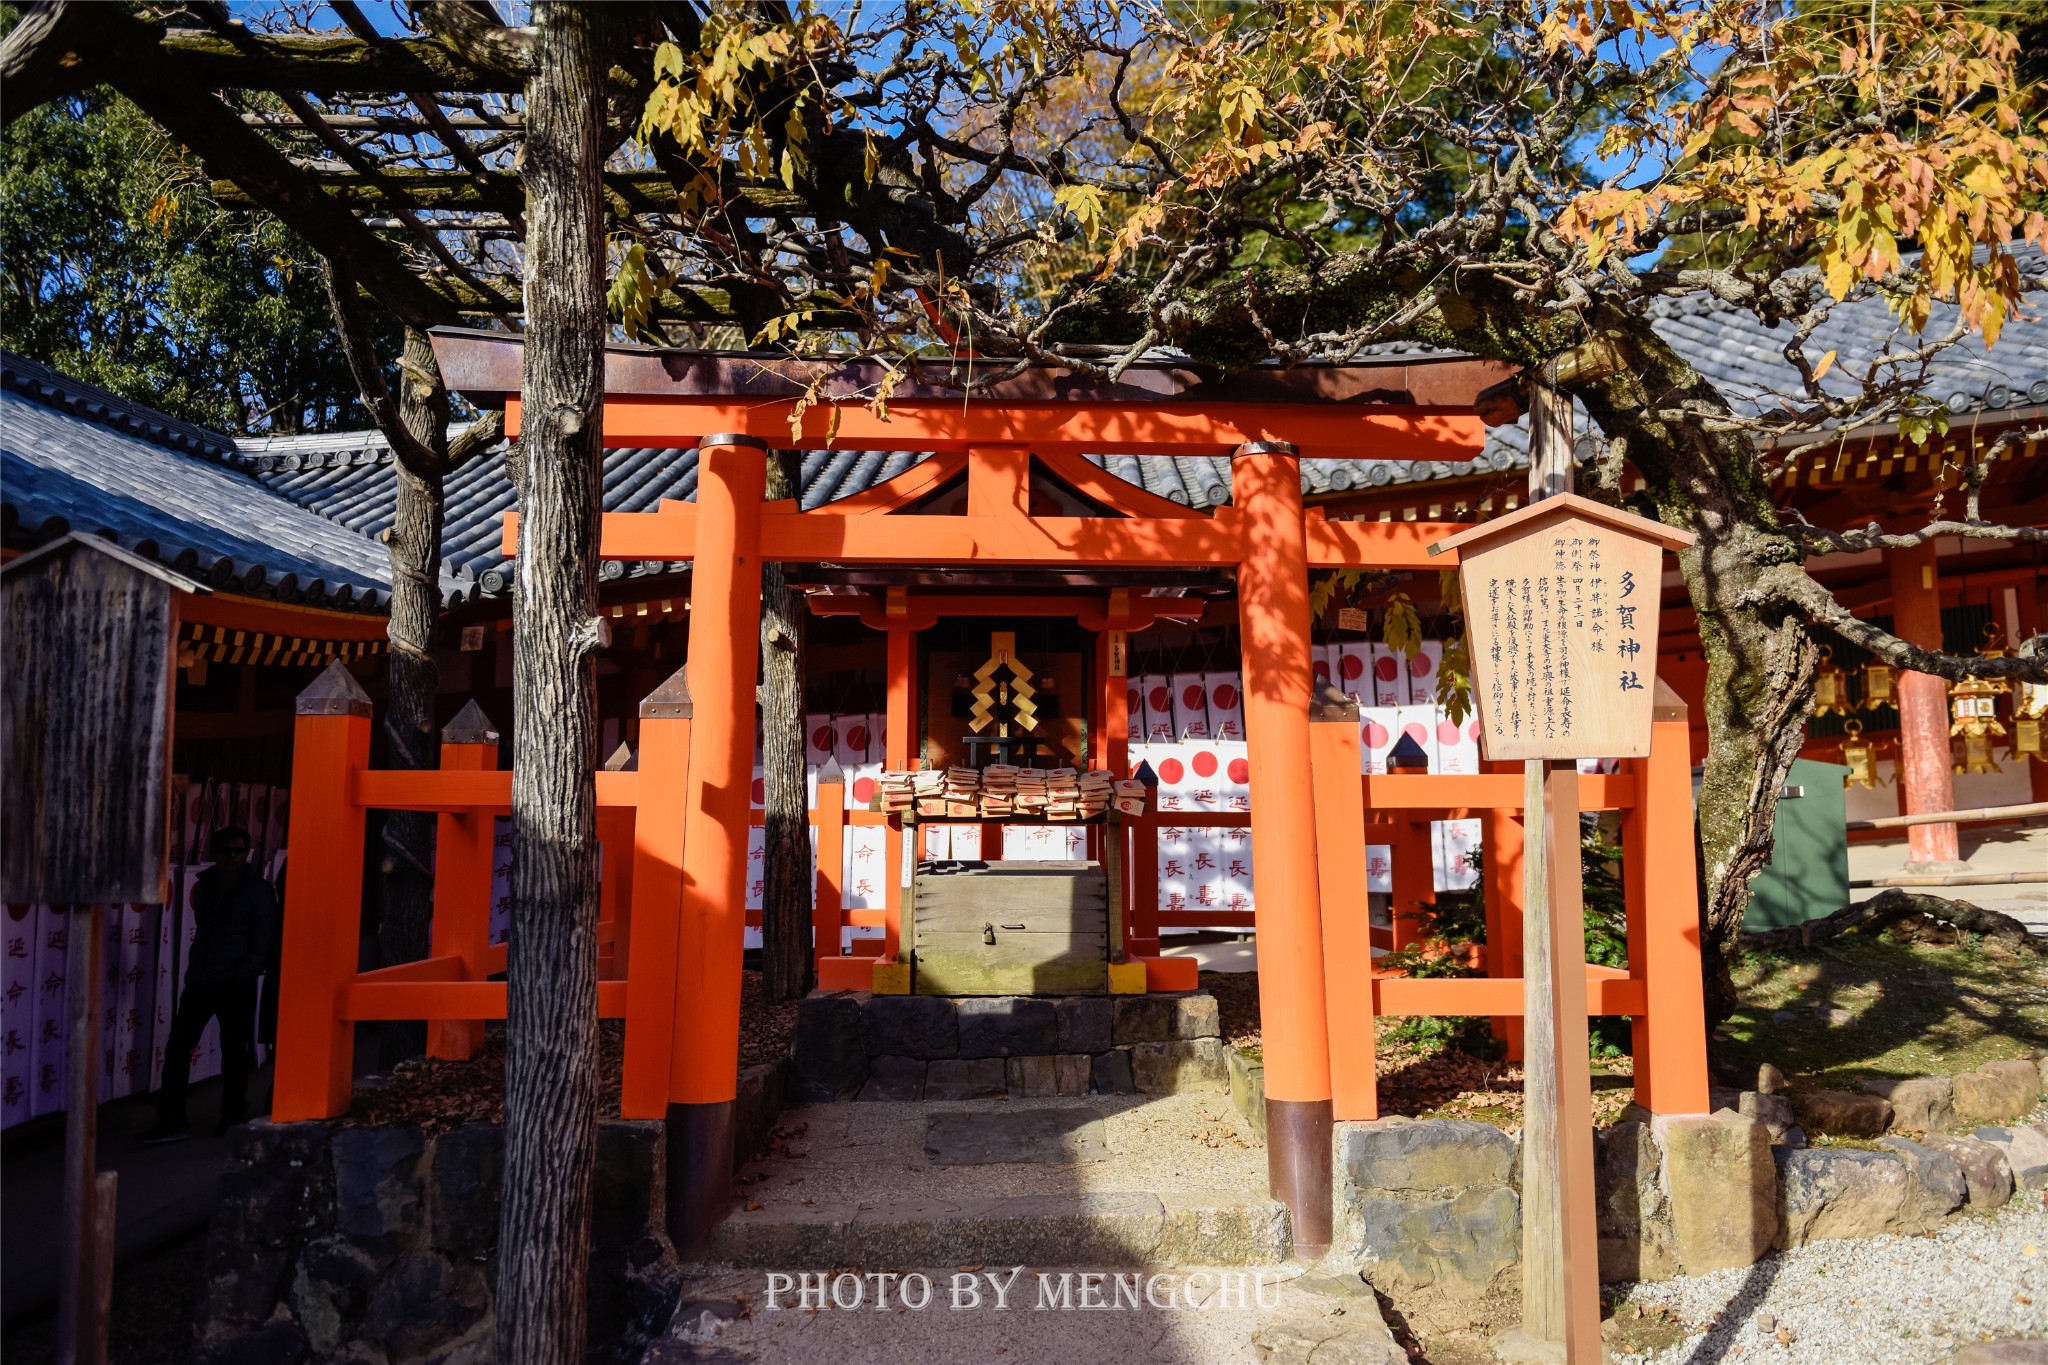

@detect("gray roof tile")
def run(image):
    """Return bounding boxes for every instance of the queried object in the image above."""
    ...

[13,242,2045,608]
[0,360,448,611]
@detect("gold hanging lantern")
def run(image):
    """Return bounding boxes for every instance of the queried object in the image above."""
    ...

[1812,646,1851,717]
[2015,713,2045,764]
[1858,659,1895,710]
[1950,672,2006,774]
[1840,719,1882,789]
[2014,679,2048,763]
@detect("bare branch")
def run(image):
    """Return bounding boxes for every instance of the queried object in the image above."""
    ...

[1766,566,2048,683]
[322,258,444,479]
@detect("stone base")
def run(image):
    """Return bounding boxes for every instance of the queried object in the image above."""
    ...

[791,989,1226,1101]
[194,1118,681,1365]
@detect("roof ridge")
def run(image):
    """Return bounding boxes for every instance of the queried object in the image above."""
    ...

[0,349,242,465]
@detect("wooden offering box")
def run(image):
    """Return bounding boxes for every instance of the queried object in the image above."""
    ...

[1430,493,1694,761]
[913,860,1109,996]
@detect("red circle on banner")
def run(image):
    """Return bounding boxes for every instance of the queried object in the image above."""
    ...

[1227,757,1250,784]
[1468,720,1483,743]
[1437,720,1462,746]
[810,724,832,753]
[1341,652,1365,680]
[1363,721,1390,748]
[1212,683,1238,709]
[1311,659,1331,680]
[1157,757,1185,784]
[847,723,869,751]
[1192,750,1219,778]
[1149,685,1170,709]
[1404,722,1429,748]
[852,776,876,803]
[1410,651,1435,679]
[1374,656,1399,681]
[1126,687,1140,714]
[750,777,765,804]
[1182,683,1207,710]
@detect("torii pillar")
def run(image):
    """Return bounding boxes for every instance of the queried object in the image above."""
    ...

[1888,542,1960,865]
[1233,439,1335,1253]
[667,432,768,1253]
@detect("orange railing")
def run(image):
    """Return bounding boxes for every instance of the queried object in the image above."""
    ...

[276,669,1706,1126]
[1302,694,1709,1121]
[274,675,893,1124]
[1096,693,1708,1121]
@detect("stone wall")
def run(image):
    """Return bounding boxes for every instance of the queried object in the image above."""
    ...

[790,990,1228,1102]
[193,1120,685,1365]
[1325,1108,2038,1307]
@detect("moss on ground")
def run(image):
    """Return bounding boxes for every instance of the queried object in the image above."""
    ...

[1713,934,2048,1088]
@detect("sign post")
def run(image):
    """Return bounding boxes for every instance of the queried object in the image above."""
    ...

[1430,489,1694,1364]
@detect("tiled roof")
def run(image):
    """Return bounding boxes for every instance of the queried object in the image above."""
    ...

[1642,247,2048,420]
[9,243,2045,610]
[0,354,463,612]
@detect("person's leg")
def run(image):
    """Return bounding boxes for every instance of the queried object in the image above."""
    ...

[147,986,210,1135]
[216,980,257,1128]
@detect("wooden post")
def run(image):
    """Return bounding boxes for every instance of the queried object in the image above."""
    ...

[59,901,105,1365]
[1310,683,1378,1121]
[1542,763,1602,1362]
[621,667,690,1120]
[1130,806,1161,958]
[1625,682,1710,1115]
[430,701,498,1062]
[1233,438,1334,1255]
[1105,810,1127,962]
[670,433,767,1253]
[814,759,846,971]
[1512,376,1601,1361]
[87,1170,116,1365]
[274,662,372,1121]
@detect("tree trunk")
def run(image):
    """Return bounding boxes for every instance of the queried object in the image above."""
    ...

[497,6,608,1362]
[758,450,813,1001]
[375,328,450,1063]
[1574,309,1819,1024]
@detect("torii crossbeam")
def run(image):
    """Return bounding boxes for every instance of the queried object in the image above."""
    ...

[434,328,1517,1255]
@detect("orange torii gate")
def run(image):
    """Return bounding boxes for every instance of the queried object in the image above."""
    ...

[441,333,1511,1248]
[259,333,1707,1256]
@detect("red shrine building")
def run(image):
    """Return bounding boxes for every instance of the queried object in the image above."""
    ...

[1,253,2042,1240]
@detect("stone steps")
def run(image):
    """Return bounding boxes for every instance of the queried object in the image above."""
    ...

[699,1189,1293,1268]
[792,989,1229,1103]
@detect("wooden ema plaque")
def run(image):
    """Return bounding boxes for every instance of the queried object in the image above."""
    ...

[1430,493,1694,761]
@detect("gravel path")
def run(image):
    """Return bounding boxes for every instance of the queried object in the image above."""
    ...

[1614,1195,2048,1364]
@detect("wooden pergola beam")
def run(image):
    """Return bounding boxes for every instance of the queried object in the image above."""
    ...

[157,25,527,94]
[110,70,467,329]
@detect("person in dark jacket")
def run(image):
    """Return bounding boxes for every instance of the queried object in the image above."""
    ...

[141,826,278,1143]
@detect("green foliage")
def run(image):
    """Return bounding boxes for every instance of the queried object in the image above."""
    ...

[1,91,374,434]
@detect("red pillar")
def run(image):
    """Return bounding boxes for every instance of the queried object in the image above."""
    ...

[273,662,371,1121]
[1310,684,1377,1121]
[668,433,767,1252]
[429,702,499,1062]
[621,667,691,1120]
[1481,758,1525,1062]
[1887,542,1959,864]
[1233,439,1333,1254]
[882,620,914,961]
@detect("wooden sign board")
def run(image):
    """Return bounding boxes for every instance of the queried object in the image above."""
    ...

[1430,494,1694,761]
